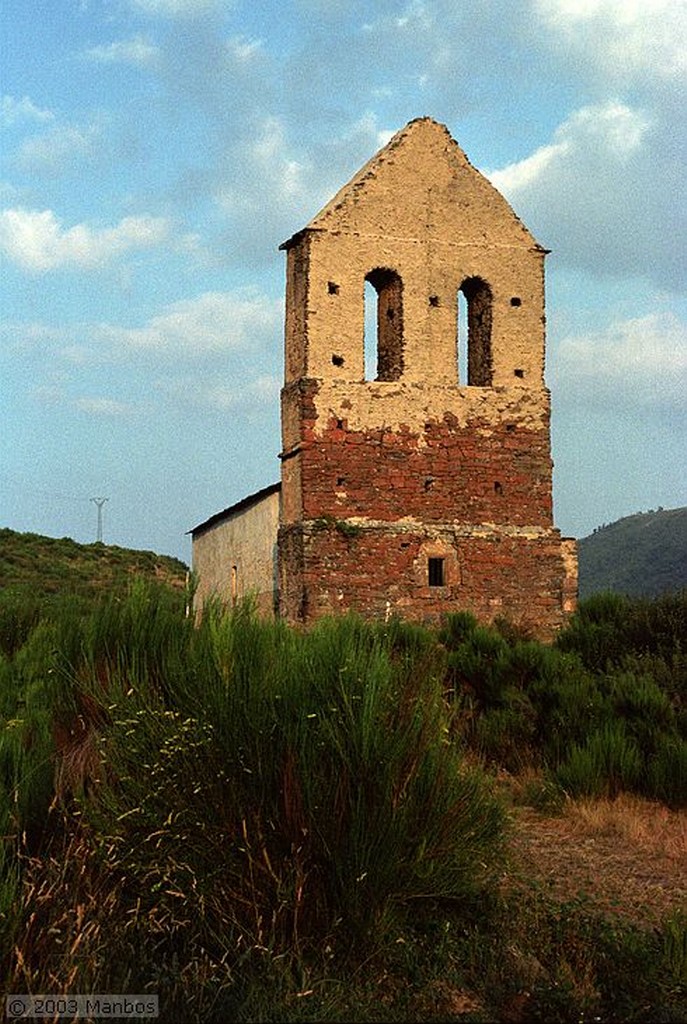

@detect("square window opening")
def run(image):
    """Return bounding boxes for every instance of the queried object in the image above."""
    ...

[428,557,445,587]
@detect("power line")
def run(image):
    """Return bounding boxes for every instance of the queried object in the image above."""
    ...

[5,482,93,504]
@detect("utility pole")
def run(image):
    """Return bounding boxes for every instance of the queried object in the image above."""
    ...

[90,496,109,543]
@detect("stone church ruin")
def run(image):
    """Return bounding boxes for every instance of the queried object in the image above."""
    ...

[191,118,577,639]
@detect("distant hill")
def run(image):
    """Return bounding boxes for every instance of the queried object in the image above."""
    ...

[578,507,687,599]
[0,527,188,603]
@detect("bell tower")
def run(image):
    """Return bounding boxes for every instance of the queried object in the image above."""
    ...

[277,118,577,638]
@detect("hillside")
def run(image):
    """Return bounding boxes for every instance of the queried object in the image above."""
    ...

[578,506,687,599]
[0,527,188,602]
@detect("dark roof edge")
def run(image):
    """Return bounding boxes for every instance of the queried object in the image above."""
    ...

[279,226,325,251]
[189,481,281,537]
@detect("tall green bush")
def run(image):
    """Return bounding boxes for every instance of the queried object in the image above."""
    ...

[63,601,506,980]
[555,722,643,798]
[441,601,686,806]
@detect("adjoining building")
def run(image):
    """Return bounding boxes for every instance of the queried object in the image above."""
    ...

[190,118,578,639]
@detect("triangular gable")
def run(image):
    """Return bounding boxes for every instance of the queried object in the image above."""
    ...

[282,118,542,251]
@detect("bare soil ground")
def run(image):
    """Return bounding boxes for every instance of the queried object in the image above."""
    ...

[507,793,686,927]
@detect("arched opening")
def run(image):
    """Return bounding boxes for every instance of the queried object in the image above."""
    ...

[457,276,493,386]
[364,268,404,381]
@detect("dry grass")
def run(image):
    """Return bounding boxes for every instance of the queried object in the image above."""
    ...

[507,789,686,927]
[565,792,686,860]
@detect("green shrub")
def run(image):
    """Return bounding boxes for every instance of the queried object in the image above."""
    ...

[604,669,677,753]
[661,910,687,988]
[3,586,686,1019]
[558,590,687,672]
[0,785,20,967]
[0,625,59,848]
[531,673,605,764]
[473,705,536,771]
[0,589,42,657]
[441,600,685,802]
[555,723,643,798]
[647,734,687,808]
[444,623,509,708]
[71,603,506,973]
[439,609,479,648]
[556,592,632,671]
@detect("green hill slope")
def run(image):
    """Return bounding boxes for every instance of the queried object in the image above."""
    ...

[578,507,687,599]
[0,527,188,602]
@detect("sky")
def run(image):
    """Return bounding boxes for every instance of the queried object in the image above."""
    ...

[1,0,685,564]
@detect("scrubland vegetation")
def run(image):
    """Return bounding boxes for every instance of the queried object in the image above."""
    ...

[0,581,685,1022]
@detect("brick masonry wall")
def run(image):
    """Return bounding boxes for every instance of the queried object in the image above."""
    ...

[279,521,573,641]
[299,411,554,527]
[281,376,555,526]
[278,373,575,639]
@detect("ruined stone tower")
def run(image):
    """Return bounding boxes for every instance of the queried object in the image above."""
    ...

[277,117,577,637]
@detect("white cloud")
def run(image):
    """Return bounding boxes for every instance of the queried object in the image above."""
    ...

[490,101,650,193]
[100,289,281,355]
[158,373,280,410]
[552,311,687,407]
[15,122,103,174]
[74,397,131,415]
[228,36,264,63]
[534,0,687,83]
[0,180,19,202]
[487,102,684,290]
[84,36,159,66]
[129,0,224,15]
[212,111,398,263]
[489,139,569,194]
[0,288,281,362]
[1,95,54,129]
[394,0,434,32]
[215,117,312,219]
[0,208,170,271]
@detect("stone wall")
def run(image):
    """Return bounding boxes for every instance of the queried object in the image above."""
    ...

[282,381,555,527]
[279,520,574,640]
[192,488,280,616]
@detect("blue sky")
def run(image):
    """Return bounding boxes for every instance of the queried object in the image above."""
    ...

[1,0,685,563]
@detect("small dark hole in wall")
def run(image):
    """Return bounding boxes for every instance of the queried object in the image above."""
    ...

[328,281,340,295]
[336,418,344,430]
[494,481,503,495]
[428,557,445,587]
[506,423,516,432]
[424,477,435,491]
[386,307,396,321]
[429,295,440,307]
[337,476,346,486]
[332,354,345,367]
[510,296,522,307]
[514,368,525,378]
